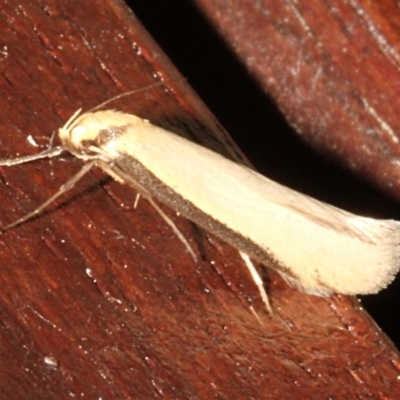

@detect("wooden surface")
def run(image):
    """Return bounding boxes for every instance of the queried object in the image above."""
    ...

[0,1,399,399]
[193,0,400,200]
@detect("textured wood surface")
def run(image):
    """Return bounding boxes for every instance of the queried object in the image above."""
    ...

[0,1,399,399]
[193,0,400,199]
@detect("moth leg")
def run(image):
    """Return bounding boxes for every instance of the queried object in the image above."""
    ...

[146,197,198,263]
[0,145,65,166]
[133,193,140,209]
[1,160,95,231]
[239,251,272,314]
[97,160,198,262]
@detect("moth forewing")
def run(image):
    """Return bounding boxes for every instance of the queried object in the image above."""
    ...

[65,110,400,296]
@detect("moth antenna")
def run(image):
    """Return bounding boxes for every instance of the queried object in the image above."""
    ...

[1,161,95,231]
[88,79,185,114]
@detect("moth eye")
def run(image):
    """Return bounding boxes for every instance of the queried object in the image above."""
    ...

[97,126,128,145]
[81,139,97,148]
[97,129,114,145]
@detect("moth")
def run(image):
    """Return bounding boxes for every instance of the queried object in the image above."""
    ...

[1,90,399,312]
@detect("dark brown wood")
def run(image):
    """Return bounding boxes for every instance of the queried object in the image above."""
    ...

[0,1,399,399]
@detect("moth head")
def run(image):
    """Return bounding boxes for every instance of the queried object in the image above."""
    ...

[58,110,138,160]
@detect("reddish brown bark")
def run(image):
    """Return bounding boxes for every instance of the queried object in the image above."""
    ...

[0,1,398,399]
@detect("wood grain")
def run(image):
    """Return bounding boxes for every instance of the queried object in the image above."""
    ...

[0,1,399,398]
[194,0,400,199]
